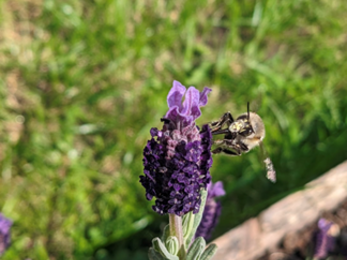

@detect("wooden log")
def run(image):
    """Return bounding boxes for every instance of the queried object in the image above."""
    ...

[211,160,347,260]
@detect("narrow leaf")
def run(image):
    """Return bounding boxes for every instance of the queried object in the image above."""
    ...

[165,236,179,256]
[182,211,195,239]
[200,243,217,260]
[149,248,165,260]
[185,189,208,248]
[186,236,206,260]
[162,224,170,243]
[152,237,179,260]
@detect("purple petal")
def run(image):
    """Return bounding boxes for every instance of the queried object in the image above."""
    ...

[150,128,159,137]
[0,214,12,234]
[209,181,226,198]
[146,193,153,200]
[0,213,12,255]
[173,183,181,191]
[165,82,211,126]
[165,107,186,124]
[199,87,212,107]
[318,218,333,231]
[181,86,200,119]
[184,185,194,193]
[314,218,335,258]
[167,80,186,109]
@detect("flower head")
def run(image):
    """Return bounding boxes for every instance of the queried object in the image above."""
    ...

[140,81,213,216]
[195,181,225,241]
[0,213,12,255]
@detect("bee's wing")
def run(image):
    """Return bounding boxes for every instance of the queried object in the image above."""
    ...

[259,141,276,183]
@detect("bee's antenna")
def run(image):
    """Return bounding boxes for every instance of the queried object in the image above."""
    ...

[247,102,250,120]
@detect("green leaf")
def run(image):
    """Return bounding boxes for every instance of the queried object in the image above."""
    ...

[182,211,195,239]
[152,237,179,260]
[165,236,179,256]
[184,189,208,248]
[200,243,217,260]
[186,236,206,260]
[149,248,165,260]
[162,224,170,243]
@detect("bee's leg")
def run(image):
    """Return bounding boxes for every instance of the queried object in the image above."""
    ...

[210,112,234,133]
[160,118,171,124]
[224,139,249,153]
[213,139,226,146]
[211,128,230,135]
[210,112,234,127]
[222,139,246,154]
[211,147,240,156]
[160,117,177,129]
[212,139,242,156]
[211,147,223,154]
[210,115,224,127]
[239,142,249,152]
[225,112,234,126]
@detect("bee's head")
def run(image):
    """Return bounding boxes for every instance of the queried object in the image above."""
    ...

[229,120,244,133]
[231,115,254,136]
[228,102,253,136]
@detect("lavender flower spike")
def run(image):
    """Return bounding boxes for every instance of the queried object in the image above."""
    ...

[314,218,335,259]
[0,213,12,255]
[195,181,225,241]
[140,80,213,216]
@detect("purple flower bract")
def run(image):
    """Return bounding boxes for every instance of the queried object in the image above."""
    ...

[140,81,213,216]
[165,80,211,128]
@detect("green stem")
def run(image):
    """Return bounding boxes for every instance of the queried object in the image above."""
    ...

[169,213,185,258]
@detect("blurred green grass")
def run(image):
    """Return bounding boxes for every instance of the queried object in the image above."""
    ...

[0,0,347,259]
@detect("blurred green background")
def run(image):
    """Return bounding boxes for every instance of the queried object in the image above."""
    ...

[0,0,347,259]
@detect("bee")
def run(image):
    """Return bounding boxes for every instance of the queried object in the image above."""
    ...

[209,103,276,182]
